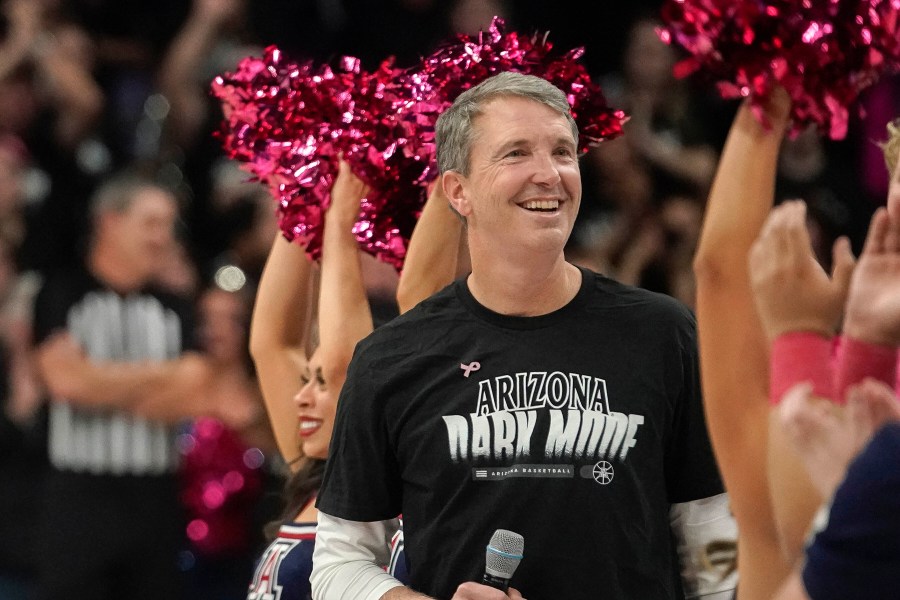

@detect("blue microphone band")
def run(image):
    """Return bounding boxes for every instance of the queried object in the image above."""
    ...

[486,545,524,560]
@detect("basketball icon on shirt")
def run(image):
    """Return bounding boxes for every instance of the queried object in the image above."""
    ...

[592,461,614,484]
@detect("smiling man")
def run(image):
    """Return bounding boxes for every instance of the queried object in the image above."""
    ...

[311,72,732,600]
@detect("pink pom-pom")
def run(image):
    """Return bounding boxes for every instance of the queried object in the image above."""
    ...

[178,418,263,557]
[660,0,900,139]
[411,17,628,153]
[212,48,431,268]
[212,47,343,260]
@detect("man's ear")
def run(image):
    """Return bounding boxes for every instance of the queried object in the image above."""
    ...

[442,171,471,217]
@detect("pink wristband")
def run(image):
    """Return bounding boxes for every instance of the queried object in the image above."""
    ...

[770,332,834,405]
[833,335,898,403]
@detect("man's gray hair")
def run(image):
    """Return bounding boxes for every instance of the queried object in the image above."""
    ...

[89,172,170,220]
[435,71,578,176]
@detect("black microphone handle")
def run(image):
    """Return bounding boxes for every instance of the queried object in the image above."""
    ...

[482,572,510,592]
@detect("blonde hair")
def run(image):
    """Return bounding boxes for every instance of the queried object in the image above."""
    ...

[880,118,900,179]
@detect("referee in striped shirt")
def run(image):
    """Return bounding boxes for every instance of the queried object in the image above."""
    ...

[31,172,243,600]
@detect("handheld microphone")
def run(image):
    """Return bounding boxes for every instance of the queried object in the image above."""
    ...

[482,529,524,592]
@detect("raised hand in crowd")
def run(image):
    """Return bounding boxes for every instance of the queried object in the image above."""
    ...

[158,0,249,149]
[842,207,900,347]
[779,378,900,500]
[0,0,104,147]
[0,0,42,79]
[749,200,856,342]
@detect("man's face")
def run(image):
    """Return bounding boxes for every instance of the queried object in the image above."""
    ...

[447,96,581,255]
[107,187,178,280]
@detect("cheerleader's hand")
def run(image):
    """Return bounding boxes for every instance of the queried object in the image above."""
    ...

[327,158,369,229]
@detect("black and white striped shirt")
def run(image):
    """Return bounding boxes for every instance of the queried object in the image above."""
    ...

[34,268,195,475]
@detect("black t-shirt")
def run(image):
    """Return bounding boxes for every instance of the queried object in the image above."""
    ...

[318,267,722,600]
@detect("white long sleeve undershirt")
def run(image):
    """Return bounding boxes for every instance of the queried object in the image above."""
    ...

[310,512,405,600]
[670,492,739,599]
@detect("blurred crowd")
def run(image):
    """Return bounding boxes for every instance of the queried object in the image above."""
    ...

[0,0,897,599]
